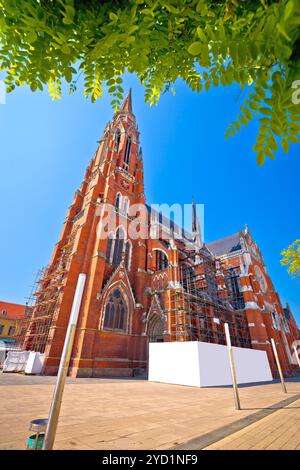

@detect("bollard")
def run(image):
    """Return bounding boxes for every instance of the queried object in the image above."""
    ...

[224,322,241,410]
[27,419,48,450]
[293,344,300,368]
[271,338,287,393]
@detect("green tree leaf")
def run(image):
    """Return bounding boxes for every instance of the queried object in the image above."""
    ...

[188,42,202,56]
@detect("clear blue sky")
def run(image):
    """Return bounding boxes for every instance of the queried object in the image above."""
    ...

[0,73,299,323]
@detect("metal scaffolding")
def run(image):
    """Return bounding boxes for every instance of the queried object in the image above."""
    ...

[17,225,79,353]
[160,246,251,348]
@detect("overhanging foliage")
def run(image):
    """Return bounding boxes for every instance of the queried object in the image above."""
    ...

[0,0,299,164]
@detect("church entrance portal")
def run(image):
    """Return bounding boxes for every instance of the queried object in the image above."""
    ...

[147,315,164,343]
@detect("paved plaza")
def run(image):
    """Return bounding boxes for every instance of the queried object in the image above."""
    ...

[0,373,300,450]
[204,397,300,450]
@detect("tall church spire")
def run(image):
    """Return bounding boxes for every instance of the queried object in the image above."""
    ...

[120,88,133,113]
[192,197,202,253]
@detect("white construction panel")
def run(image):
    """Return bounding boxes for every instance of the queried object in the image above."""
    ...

[148,341,201,387]
[197,341,232,386]
[232,346,273,385]
[3,350,30,372]
[148,341,272,387]
[24,351,45,375]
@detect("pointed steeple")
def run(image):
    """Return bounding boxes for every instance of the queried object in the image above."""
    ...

[137,146,143,161]
[192,197,202,254]
[192,197,197,234]
[120,88,133,113]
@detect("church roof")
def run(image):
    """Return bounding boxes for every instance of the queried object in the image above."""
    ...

[145,204,194,242]
[145,203,244,258]
[207,233,242,256]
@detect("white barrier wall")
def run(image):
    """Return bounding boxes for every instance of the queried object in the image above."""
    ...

[148,341,273,387]
[3,351,30,372]
[25,351,45,375]
[3,351,45,374]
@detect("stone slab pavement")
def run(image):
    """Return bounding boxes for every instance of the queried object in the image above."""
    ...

[204,397,300,450]
[0,373,300,450]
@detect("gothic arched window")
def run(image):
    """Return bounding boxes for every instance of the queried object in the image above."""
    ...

[106,233,114,262]
[124,136,131,171]
[103,288,127,330]
[115,129,121,152]
[225,267,244,310]
[124,241,132,271]
[115,193,121,211]
[181,263,194,287]
[122,196,129,216]
[112,227,125,265]
[155,250,168,271]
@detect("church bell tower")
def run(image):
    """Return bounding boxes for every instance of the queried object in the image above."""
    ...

[23,91,149,377]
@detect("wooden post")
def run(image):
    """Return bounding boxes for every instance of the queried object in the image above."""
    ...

[224,323,241,410]
[271,338,287,394]
[43,273,86,450]
[293,344,300,369]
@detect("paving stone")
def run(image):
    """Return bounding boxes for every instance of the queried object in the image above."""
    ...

[204,398,300,450]
[1,373,300,450]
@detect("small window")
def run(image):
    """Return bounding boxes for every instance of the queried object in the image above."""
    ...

[0,325,4,335]
[123,197,129,216]
[106,234,114,263]
[115,193,121,211]
[115,129,121,152]
[8,326,16,336]
[271,312,279,330]
[1,309,7,316]
[155,250,168,271]
[181,264,194,284]
[124,241,131,271]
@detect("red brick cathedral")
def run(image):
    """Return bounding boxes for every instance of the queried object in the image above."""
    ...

[21,91,300,378]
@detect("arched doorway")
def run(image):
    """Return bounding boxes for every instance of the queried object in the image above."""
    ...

[145,311,165,377]
[147,315,164,343]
